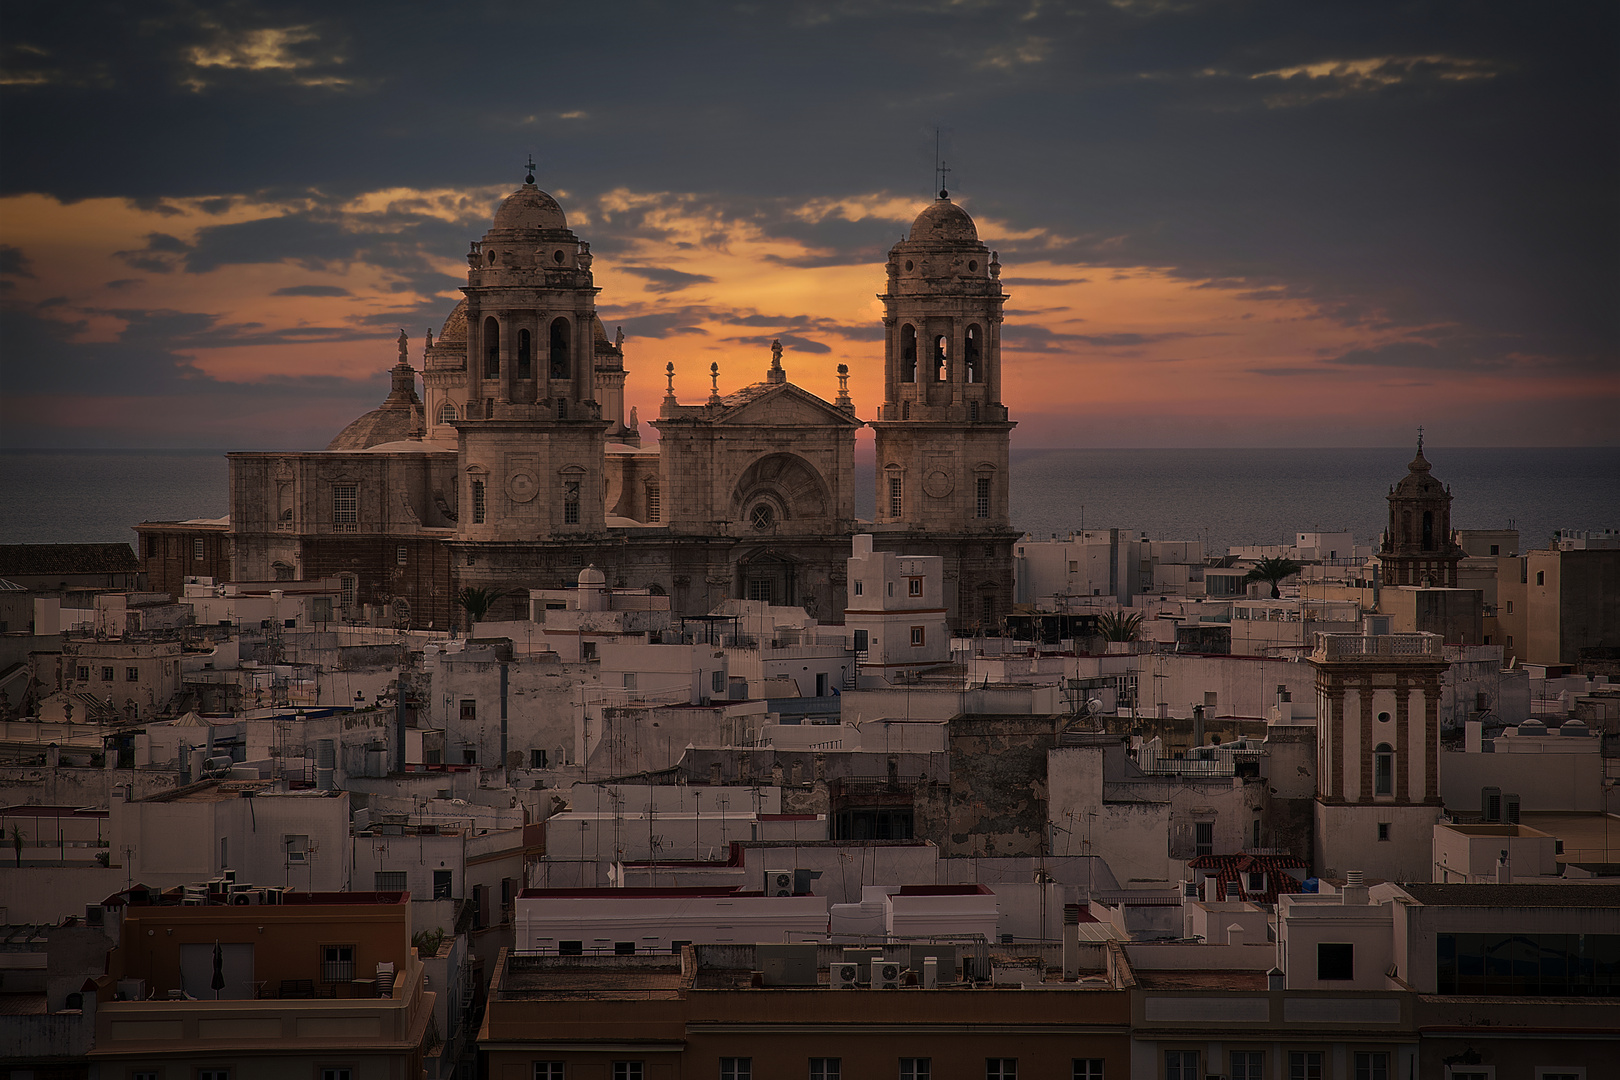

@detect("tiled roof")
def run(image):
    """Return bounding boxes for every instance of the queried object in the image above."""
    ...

[1188,852,1310,905]
[0,544,137,576]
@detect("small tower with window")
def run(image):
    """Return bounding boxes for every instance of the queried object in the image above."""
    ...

[1310,630,1450,882]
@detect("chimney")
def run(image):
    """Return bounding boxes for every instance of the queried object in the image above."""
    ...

[1267,967,1284,991]
[1062,904,1082,980]
[1227,923,1245,947]
[1341,869,1368,906]
[1192,704,1205,747]
[1496,850,1512,884]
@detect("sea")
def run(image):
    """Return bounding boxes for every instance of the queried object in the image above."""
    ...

[1,446,1616,554]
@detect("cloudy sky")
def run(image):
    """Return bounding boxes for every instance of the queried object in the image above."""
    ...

[2,0,1614,449]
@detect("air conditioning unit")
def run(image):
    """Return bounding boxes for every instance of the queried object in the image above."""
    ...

[231,892,256,905]
[831,963,861,989]
[259,887,287,905]
[872,960,902,989]
[764,869,795,896]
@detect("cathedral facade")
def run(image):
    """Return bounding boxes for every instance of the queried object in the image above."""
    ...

[147,177,1019,632]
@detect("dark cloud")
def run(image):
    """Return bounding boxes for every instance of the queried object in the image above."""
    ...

[1324,340,1510,371]
[619,266,716,293]
[0,245,35,278]
[273,284,352,297]
[1001,276,1090,287]
[726,333,832,355]
[1247,366,1343,376]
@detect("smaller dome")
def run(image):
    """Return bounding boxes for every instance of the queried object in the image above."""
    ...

[490,183,567,232]
[1559,719,1591,737]
[910,195,979,243]
[438,298,469,342]
[1515,719,1548,736]
[578,565,607,586]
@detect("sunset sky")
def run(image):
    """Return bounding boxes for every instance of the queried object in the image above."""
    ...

[2,1,1615,450]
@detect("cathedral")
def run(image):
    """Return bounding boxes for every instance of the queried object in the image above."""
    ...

[154,173,1019,631]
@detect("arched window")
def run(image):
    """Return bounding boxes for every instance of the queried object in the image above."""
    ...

[964,325,981,383]
[934,335,948,381]
[1402,510,1413,546]
[900,324,917,383]
[1421,510,1434,551]
[549,318,571,380]
[471,479,486,525]
[1374,742,1394,796]
[438,402,457,424]
[517,329,532,380]
[483,318,500,378]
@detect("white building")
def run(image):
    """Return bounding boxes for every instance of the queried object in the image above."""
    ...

[513,886,828,953]
[844,534,949,678]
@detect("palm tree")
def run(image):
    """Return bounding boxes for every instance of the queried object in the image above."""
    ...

[1244,557,1304,599]
[1096,611,1145,642]
[455,586,509,632]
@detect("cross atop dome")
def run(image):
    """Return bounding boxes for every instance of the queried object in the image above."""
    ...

[524,154,537,186]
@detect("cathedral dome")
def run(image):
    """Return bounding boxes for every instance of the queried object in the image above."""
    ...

[438,298,469,341]
[1392,444,1444,497]
[490,183,568,233]
[910,193,979,243]
[326,400,423,451]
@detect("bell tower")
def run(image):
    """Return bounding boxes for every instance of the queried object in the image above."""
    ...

[455,167,611,542]
[869,191,1017,630]
[1379,432,1463,587]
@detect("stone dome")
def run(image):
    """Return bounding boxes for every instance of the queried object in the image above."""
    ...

[326,401,423,451]
[910,193,979,243]
[577,564,607,587]
[438,298,468,341]
[1393,445,1445,497]
[490,183,568,233]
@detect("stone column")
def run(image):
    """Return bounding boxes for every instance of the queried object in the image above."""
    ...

[1358,683,1375,803]
[1394,676,1410,803]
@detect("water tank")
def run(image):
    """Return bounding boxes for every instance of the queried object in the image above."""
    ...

[316,739,336,791]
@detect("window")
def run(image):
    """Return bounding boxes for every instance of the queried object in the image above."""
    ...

[933,334,948,381]
[722,1060,752,1080]
[853,580,863,596]
[339,574,357,611]
[810,1060,841,1080]
[986,1062,1017,1080]
[1534,1072,1582,1080]
[133,1073,160,1080]
[1245,872,1265,893]
[1318,942,1355,981]
[1374,742,1394,796]
[433,870,453,899]
[1448,1072,1491,1080]
[549,318,571,379]
[1165,1052,1198,1080]
[375,871,407,891]
[564,480,581,524]
[558,940,582,955]
[127,666,140,682]
[900,324,918,382]
[1536,570,1545,585]
[332,484,358,531]
[647,483,660,523]
[1073,1061,1103,1080]
[1506,600,1513,613]
[76,665,89,681]
[747,579,773,602]
[712,670,726,693]
[285,834,309,863]
[613,1064,643,1080]
[1378,822,1391,841]
[484,318,500,377]
[200,1071,231,1080]
[517,329,532,380]
[976,476,990,518]
[1289,1052,1324,1080]
[322,944,355,982]
[194,537,205,560]
[889,475,903,517]
[1231,1052,1264,1080]
[751,503,775,530]
[102,666,115,681]
[396,546,407,566]
[1195,821,1214,857]
[964,324,981,382]
[908,577,923,597]
[460,699,477,721]
[321,1070,353,1080]
[472,480,486,524]
[439,402,457,424]
[534,1065,565,1080]
[1354,1053,1389,1080]
[911,626,925,647]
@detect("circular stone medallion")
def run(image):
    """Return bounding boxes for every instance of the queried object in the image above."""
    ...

[507,471,538,503]
[923,469,953,499]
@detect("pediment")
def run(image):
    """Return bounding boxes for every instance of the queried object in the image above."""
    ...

[716,383,860,428]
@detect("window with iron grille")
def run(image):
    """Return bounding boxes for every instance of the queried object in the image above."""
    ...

[1195,821,1214,856]
[888,476,904,517]
[321,944,354,982]
[397,546,407,566]
[460,699,476,722]
[127,667,140,681]
[332,484,358,532]
[194,537,205,560]
[647,483,660,523]
[340,575,357,609]
[375,871,407,892]
[101,667,114,681]
[564,480,581,524]
[472,480,486,524]
[976,476,990,518]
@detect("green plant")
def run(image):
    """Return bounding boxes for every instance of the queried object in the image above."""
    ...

[1244,557,1304,599]
[1096,611,1145,642]
[412,926,447,958]
[455,586,509,630]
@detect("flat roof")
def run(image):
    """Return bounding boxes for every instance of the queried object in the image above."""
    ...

[520,886,746,899]
[1400,883,1620,908]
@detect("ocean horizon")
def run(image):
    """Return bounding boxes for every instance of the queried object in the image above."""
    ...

[3,445,1616,556]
